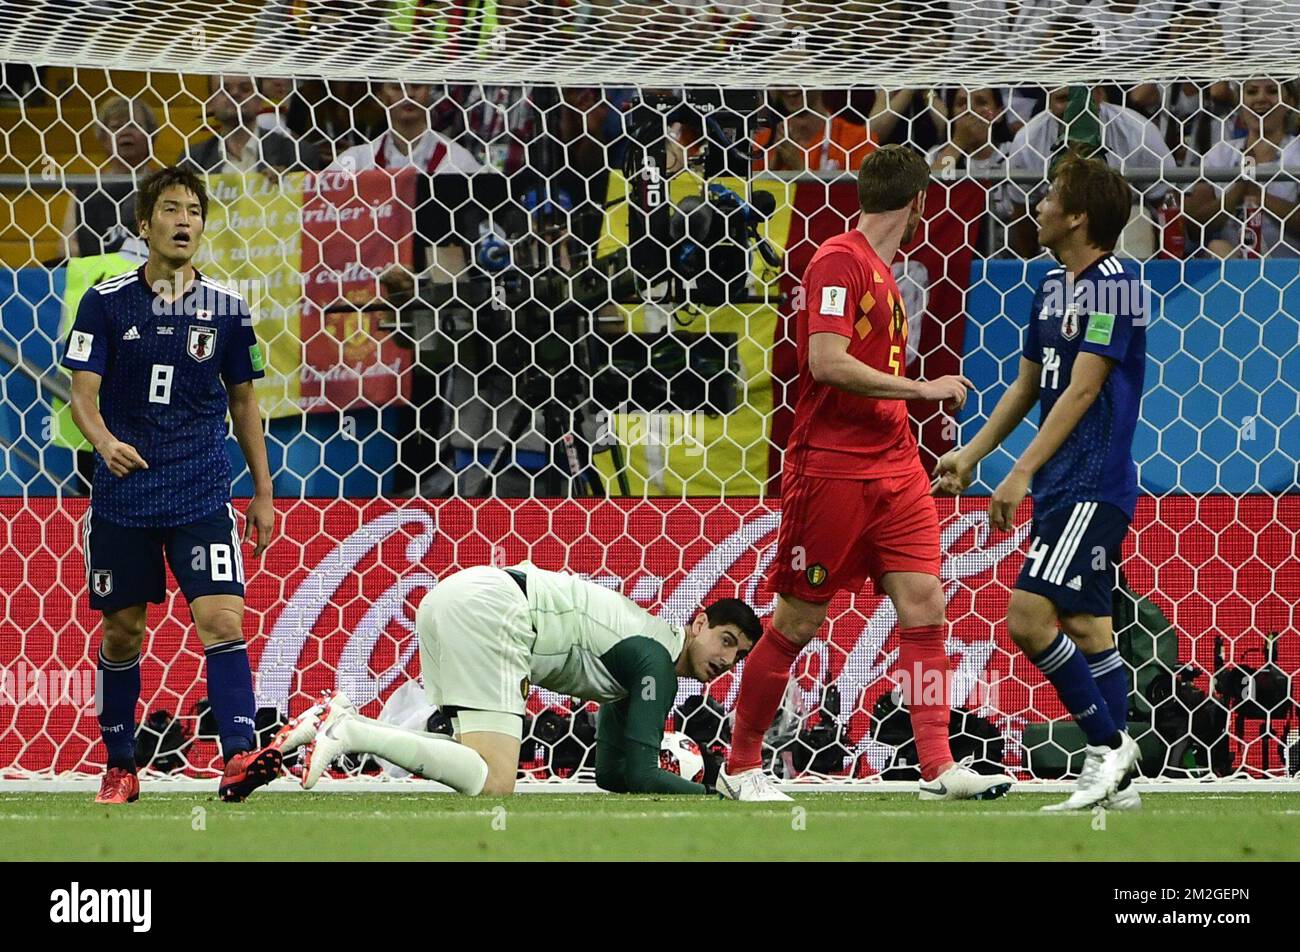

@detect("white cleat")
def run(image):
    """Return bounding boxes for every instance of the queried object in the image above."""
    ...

[301,691,359,790]
[918,762,1015,801]
[1101,777,1142,812]
[270,690,356,756]
[716,766,793,802]
[1041,732,1141,812]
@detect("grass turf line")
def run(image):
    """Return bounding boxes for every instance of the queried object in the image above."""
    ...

[4,793,1299,861]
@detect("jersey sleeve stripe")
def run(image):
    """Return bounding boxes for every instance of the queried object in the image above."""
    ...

[199,277,245,301]
[93,272,139,295]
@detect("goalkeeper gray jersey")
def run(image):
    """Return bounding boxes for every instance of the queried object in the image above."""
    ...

[509,561,685,703]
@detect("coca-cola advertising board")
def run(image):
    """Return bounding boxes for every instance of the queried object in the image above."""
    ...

[2,496,1296,777]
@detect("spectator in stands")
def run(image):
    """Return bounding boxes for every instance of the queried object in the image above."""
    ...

[1003,85,1173,257]
[928,87,1015,254]
[59,96,160,260]
[928,86,1013,177]
[1184,78,1300,258]
[434,83,541,177]
[183,74,322,175]
[330,81,483,175]
[753,87,908,172]
[1170,80,1238,164]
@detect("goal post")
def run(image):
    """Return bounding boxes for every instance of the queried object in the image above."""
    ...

[0,1,1297,789]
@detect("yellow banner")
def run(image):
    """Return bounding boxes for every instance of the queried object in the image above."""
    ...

[592,171,789,497]
[197,173,305,419]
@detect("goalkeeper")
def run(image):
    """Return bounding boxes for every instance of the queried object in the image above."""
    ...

[278,562,761,795]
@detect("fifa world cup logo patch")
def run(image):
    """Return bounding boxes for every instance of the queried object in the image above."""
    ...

[806,564,828,587]
[520,677,531,700]
[188,325,217,362]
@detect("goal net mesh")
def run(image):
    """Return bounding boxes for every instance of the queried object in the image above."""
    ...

[1,1,1297,786]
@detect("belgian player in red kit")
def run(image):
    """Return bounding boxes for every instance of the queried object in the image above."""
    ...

[718,145,1014,801]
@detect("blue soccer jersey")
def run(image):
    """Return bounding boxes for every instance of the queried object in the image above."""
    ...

[1022,254,1147,520]
[61,266,265,528]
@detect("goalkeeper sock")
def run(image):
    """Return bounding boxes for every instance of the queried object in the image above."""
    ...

[898,624,955,782]
[1031,632,1119,747]
[727,623,802,773]
[341,714,489,795]
[1086,647,1128,732]
[97,647,140,772]
[204,640,257,761]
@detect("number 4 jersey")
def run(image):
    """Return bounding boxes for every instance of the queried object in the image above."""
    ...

[61,266,265,528]
[1023,254,1147,521]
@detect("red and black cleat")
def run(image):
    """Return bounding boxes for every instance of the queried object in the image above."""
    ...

[219,746,283,803]
[95,767,140,804]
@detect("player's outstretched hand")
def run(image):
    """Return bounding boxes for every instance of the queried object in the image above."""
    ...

[917,375,972,413]
[244,493,276,559]
[987,470,1030,532]
[97,439,148,477]
[931,449,973,497]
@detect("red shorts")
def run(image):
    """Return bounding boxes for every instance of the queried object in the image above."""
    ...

[766,466,941,602]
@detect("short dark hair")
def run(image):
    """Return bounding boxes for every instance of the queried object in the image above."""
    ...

[135,166,209,231]
[857,143,931,214]
[701,598,763,647]
[1051,155,1132,250]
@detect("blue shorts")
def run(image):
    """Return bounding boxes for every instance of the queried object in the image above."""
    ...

[83,504,247,613]
[1015,501,1129,617]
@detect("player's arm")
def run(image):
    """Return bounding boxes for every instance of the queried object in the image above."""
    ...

[988,352,1113,530]
[69,370,148,477]
[809,333,972,409]
[989,300,1137,530]
[932,356,1040,495]
[595,638,707,795]
[61,288,147,477]
[224,306,275,556]
[803,252,970,408]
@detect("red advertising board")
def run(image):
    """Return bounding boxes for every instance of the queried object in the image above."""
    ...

[2,496,1296,777]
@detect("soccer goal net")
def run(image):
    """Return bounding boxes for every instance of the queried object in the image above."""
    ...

[0,1,1297,790]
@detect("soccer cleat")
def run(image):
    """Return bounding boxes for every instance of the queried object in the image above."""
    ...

[301,691,359,790]
[1101,775,1142,811]
[219,746,283,803]
[1041,731,1140,812]
[270,690,357,756]
[716,766,793,802]
[95,767,140,804]
[918,761,1015,801]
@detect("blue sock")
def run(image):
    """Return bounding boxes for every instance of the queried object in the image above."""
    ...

[1087,647,1128,732]
[97,647,140,772]
[204,640,256,761]
[1030,633,1119,747]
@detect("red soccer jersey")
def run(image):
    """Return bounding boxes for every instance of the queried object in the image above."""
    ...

[784,229,919,479]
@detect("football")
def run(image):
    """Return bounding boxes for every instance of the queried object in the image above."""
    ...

[659,731,705,783]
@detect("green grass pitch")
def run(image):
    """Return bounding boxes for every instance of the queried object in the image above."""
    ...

[5,792,1300,861]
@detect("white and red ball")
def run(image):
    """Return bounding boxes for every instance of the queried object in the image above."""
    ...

[659,731,705,783]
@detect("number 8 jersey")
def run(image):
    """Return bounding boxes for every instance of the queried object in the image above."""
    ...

[1023,254,1147,521]
[61,267,265,528]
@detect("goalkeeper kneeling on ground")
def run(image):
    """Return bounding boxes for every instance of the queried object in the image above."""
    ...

[270,562,761,795]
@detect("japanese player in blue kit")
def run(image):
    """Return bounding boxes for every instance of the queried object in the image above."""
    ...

[933,156,1149,812]
[61,166,280,803]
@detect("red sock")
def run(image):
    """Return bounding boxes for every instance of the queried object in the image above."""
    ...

[898,624,954,782]
[727,624,802,772]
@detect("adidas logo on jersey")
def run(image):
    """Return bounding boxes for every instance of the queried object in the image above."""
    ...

[122,326,140,341]
[1066,576,1083,591]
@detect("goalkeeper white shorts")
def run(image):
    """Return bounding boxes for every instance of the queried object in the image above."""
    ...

[416,566,535,739]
